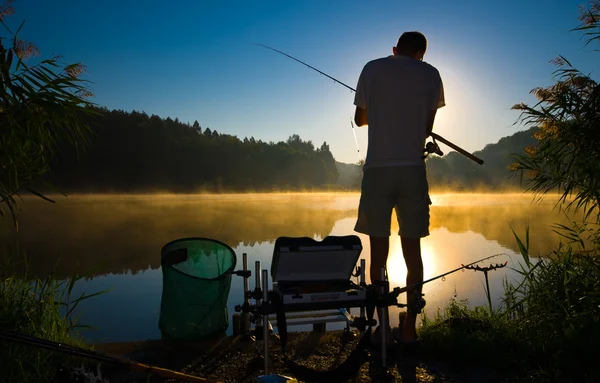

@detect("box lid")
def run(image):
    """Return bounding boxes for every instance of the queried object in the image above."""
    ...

[270,235,362,282]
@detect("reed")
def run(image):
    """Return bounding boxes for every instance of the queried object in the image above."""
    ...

[0,252,107,383]
[418,223,600,382]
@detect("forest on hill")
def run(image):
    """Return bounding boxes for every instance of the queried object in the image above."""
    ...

[336,127,537,191]
[424,127,537,191]
[45,107,537,193]
[48,108,339,193]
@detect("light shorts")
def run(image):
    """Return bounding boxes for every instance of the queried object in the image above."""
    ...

[354,165,431,238]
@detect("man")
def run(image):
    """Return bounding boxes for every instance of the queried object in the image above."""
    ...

[353,31,445,345]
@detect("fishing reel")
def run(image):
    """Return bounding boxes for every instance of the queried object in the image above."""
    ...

[414,296,427,314]
[398,290,427,314]
[422,136,444,159]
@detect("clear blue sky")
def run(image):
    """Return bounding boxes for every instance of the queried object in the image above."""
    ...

[15,0,597,164]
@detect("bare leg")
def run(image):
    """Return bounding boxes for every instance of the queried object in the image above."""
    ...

[399,236,423,343]
[370,236,391,333]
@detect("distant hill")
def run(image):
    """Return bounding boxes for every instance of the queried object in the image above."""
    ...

[335,161,363,189]
[334,127,538,191]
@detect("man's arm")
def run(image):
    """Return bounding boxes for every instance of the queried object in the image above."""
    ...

[426,109,436,137]
[354,64,368,126]
[427,73,445,137]
[355,106,368,127]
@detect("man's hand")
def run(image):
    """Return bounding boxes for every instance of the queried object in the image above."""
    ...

[355,106,368,127]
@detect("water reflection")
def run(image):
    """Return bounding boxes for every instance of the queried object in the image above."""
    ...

[430,193,571,256]
[0,193,573,279]
[0,193,572,343]
[0,194,355,278]
[327,217,523,331]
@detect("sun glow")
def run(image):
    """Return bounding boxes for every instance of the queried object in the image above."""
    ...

[386,237,440,295]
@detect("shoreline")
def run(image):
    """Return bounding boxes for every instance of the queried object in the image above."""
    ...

[90,330,451,383]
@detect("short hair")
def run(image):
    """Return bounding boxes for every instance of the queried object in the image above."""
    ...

[396,32,427,53]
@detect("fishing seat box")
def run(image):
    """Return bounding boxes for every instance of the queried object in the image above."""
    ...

[270,235,367,312]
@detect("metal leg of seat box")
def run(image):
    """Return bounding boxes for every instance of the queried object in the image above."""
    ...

[254,261,262,356]
[262,269,270,376]
[241,253,250,334]
[345,259,367,338]
[360,259,366,330]
[380,266,388,368]
[255,261,261,303]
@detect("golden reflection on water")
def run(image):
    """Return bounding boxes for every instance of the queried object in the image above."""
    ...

[0,192,585,339]
[330,216,515,326]
[0,193,355,278]
[0,192,577,279]
[325,192,580,327]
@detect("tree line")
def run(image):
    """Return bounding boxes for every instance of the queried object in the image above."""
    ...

[424,127,537,191]
[45,106,538,194]
[47,108,340,193]
[334,127,538,191]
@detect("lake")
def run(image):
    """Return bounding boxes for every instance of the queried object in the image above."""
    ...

[0,192,573,344]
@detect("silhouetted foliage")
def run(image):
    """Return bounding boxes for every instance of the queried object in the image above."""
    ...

[39,106,545,194]
[47,109,340,193]
[0,3,96,226]
[511,0,600,221]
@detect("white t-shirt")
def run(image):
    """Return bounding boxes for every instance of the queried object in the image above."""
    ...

[354,55,445,169]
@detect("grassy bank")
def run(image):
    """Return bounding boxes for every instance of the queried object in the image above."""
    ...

[0,253,105,383]
[418,227,600,382]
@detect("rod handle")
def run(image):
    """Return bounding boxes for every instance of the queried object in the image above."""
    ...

[431,132,484,165]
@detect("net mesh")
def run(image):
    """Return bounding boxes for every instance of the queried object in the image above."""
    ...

[158,238,236,340]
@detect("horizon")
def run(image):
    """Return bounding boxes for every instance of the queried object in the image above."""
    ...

[14,0,597,163]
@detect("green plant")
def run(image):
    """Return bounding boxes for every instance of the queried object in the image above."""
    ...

[0,252,108,383]
[418,298,523,375]
[419,3,600,381]
[0,0,97,228]
[501,226,600,382]
[506,4,600,377]
[510,1,600,223]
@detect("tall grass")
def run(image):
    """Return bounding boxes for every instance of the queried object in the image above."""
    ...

[418,298,524,373]
[502,225,599,382]
[418,223,600,382]
[0,252,107,383]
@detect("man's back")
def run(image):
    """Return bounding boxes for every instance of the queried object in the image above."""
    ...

[353,32,442,348]
[355,55,444,169]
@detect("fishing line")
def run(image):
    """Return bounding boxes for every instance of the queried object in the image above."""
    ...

[350,118,362,163]
[250,43,356,93]
[253,43,485,165]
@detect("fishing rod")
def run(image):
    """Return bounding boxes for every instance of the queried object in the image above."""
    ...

[429,133,483,165]
[392,252,508,296]
[251,43,356,93]
[253,43,484,165]
[0,329,222,383]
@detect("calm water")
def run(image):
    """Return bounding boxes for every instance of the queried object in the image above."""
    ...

[0,192,573,344]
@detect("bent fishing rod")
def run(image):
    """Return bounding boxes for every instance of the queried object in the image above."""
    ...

[0,329,222,383]
[253,43,484,165]
[391,252,508,296]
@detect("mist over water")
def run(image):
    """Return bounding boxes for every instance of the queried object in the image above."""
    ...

[0,192,577,343]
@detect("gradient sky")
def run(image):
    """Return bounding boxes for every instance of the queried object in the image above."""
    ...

[15,0,597,164]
